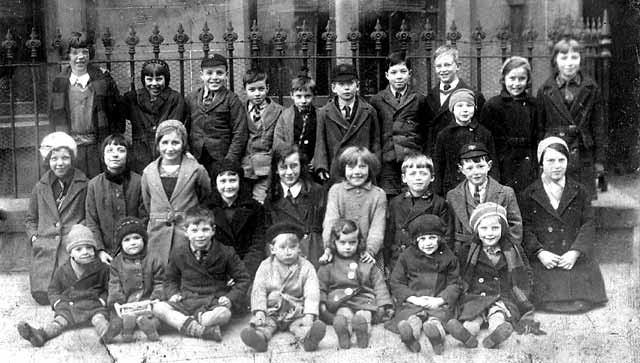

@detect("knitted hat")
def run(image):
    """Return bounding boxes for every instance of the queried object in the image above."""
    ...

[469,202,508,232]
[65,224,98,253]
[408,214,445,239]
[201,53,227,69]
[265,222,305,244]
[458,142,489,160]
[115,217,148,247]
[212,158,244,178]
[537,136,569,162]
[155,119,188,149]
[332,63,358,82]
[39,132,77,160]
[448,88,475,113]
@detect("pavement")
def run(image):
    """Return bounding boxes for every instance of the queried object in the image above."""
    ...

[1,175,640,363]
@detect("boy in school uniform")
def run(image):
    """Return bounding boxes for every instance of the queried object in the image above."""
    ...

[273,76,318,166]
[152,206,250,341]
[433,88,498,196]
[370,52,432,197]
[49,31,124,178]
[385,154,449,272]
[446,143,522,259]
[17,224,116,347]
[313,64,381,184]
[241,69,283,203]
[185,54,248,178]
[425,45,485,156]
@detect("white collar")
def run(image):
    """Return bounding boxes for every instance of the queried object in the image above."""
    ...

[338,98,356,110]
[390,85,407,97]
[440,78,459,92]
[281,181,302,199]
[69,73,90,88]
[468,180,488,195]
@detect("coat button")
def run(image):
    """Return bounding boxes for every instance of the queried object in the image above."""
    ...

[494,277,499,281]
[55,222,60,228]
[548,227,553,232]
[478,278,484,283]
[345,288,354,296]
[480,292,486,296]
[347,272,356,280]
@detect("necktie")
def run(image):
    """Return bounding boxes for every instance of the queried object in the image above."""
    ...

[473,186,482,205]
[343,105,351,123]
[195,249,207,262]
[252,105,261,123]
[54,179,66,210]
[395,91,402,101]
[286,188,295,204]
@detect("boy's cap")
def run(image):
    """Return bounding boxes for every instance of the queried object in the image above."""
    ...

[332,63,358,82]
[408,214,445,239]
[459,142,489,160]
[66,224,98,253]
[212,158,244,178]
[265,222,305,243]
[201,53,227,68]
[448,88,475,113]
[115,217,148,247]
[469,202,507,232]
[537,136,569,162]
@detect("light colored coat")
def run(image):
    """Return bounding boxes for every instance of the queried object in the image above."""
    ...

[141,156,211,264]
[241,99,283,178]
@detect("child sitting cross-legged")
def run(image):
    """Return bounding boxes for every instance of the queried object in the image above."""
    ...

[107,217,164,342]
[317,219,394,349]
[17,224,117,347]
[241,223,326,352]
[446,202,534,349]
[387,215,462,355]
[153,206,250,341]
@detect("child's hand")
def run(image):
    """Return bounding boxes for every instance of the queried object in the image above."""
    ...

[406,296,428,307]
[316,169,330,182]
[250,311,266,327]
[98,251,112,265]
[537,250,561,269]
[424,297,445,310]
[169,294,183,303]
[218,296,232,308]
[558,250,580,270]
[384,307,395,321]
[360,251,375,264]
[319,249,333,264]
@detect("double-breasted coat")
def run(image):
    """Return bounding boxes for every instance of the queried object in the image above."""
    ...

[141,156,211,264]
[480,90,540,193]
[241,99,283,178]
[370,87,431,195]
[425,79,485,156]
[536,72,607,197]
[120,87,186,173]
[85,171,147,256]
[446,177,523,257]
[25,169,88,301]
[107,252,164,307]
[520,178,607,306]
[313,97,381,181]
[266,179,326,268]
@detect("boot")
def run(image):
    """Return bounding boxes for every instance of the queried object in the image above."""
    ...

[445,319,478,348]
[17,322,47,347]
[102,316,123,344]
[351,314,370,349]
[423,322,444,355]
[302,320,326,352]
[201,325,222,342]
[137,315,160,341]
[332,315,350,349]
[397,320,420,353]
[482,322,514,349]
[240,327,268,352]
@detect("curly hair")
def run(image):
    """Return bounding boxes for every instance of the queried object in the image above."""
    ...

[327,219,366,256]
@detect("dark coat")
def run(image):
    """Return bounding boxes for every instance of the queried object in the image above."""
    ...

[446,177,523,257]
[313,97,381,180]
[120,87,186,173]
[85,171,147,255]
[107,253,164,307]
[457,243,532,322]
[520,178,607,306]
[273,105,318,162]
[48,259,109,325]
[49,64,124,137]
[265,179,326,268]
[425,79,485,156]
[241,99,283,178]
[205,192,267,279]
[185,86,248,166]
[317,256,392,313]
[433,119,498,196]
[536,72,607,197]
[164,239,250,309]
[385,191,450,269]
[25,169,88,297]
[480,90,539,193]
[370,87,432,194]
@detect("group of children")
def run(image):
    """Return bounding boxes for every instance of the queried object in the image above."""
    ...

[17,32,608,355]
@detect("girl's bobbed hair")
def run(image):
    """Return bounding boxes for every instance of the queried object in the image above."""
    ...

[500,56,532,90]
[100,133,131,170]
[550,38,583,71]
[335,146,380,182]
[327,219,366,255]
[141,59,171,87]
[268,144,311,202]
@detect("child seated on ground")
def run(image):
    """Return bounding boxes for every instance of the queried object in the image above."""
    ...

[385,153,449,272]
[152,207,250,341]
[107,217,164,342]
[387,215,462,355]
[317,219,393,349]
[17,224,116,347]
[446,203,534,349]
[241,223,326,352]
